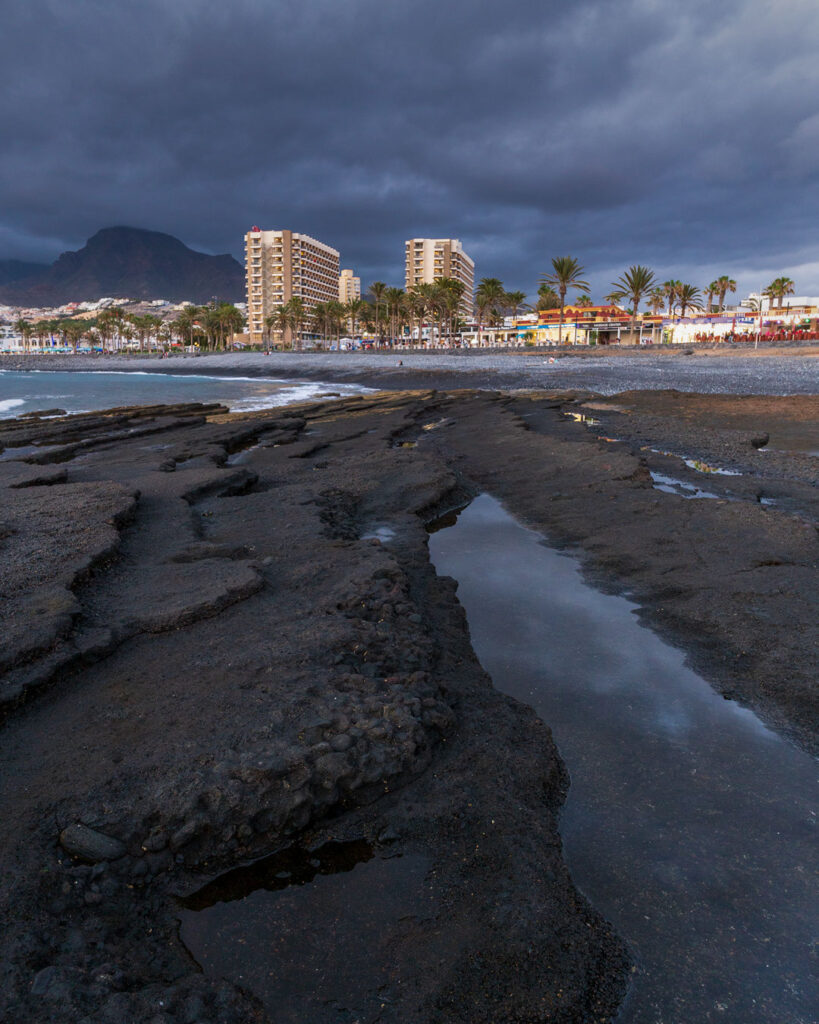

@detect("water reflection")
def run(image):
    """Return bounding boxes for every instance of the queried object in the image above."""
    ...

[429,494,817,1024]
[178,841,430,1023]
[650,471,722,499]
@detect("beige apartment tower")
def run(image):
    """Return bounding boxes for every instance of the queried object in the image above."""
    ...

[245,227,340,345]
[338,269,361,303]
[404,238,475,316]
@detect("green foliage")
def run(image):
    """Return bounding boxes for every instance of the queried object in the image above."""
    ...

[537,283,560,310]
[613,265,655,324]
[764,276,795,308]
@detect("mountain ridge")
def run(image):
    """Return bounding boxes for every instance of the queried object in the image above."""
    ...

[0,227,245,306]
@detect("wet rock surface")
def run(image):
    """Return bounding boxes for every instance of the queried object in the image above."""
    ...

[0,387,815,1022]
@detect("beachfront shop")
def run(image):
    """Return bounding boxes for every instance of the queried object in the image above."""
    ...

[532,305,637,345]
[661,314,819,343]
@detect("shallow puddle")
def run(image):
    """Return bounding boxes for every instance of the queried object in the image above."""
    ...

[178,840,430,1023]
[360,524,396,542]
[428,495,817,1024]
[684,458,741,476]
[650,471,722,499]
[564,411,601,425]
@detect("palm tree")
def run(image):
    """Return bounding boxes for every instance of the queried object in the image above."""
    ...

[126,314,147,352]
[765,276,795,309]
[537,283,560,310]
[200,306,223,350]
[575,293,593,308]
[613,265,655,338]
[406,288,428,346]
[359,301,376,339]
[288,297,308,350]
[369,282,387,342]
[662,280,683,318]
[217,304,244,349]
[714,275,736,313]
[311,302,328,348]
[505,290,527,319]
[156,322,172,353]
[418,282,446,345]
[31,320,47,351]
[677,284,703,319]
[646,287,665,315]
[439,277,466,344]
[108,306,126,352]
[540,257,588,343]
[95,310,114,352]
[475,277,505,346]
[706,281,720,314]
[13,317,32,353]
[82,322,100,352]
[604,290,626,308]
[142,314,163,352]
[266,307,291,349]
[326,300,347,347]
[66,320,86,353]
[384,287,404,343]
[345,297,367,340]
[261,313,274,352]
[174,305,201,348]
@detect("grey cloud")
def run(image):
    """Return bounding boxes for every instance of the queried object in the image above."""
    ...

[1,0,818,299]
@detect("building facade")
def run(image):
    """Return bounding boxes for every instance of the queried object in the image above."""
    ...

[404,238,475,316]
[338,269,361,304]
[244,227,340,345]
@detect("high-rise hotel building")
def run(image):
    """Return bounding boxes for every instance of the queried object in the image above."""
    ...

[404,238,475,317]
[338,268,361,303]
[244,228,340,344]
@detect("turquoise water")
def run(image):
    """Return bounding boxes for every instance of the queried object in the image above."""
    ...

[0,370,371,418]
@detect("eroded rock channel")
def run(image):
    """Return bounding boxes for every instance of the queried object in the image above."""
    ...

[0,388,815,1023]
[430,494,817,1023]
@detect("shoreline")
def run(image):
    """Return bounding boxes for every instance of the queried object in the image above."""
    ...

[2,346,818,400]
[1,387,816,1022]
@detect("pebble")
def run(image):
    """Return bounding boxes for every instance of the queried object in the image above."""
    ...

[59,824,126,863]
[31,965,58,996]
[169,818,200,851]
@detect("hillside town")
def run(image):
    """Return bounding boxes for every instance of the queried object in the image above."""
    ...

[2,226,818,353]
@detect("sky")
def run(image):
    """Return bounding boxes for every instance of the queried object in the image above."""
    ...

[2,0,818,301]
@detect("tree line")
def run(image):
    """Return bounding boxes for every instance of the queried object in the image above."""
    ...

[10,268,799,354]
[263,278,479,348]
[12,303,245,353]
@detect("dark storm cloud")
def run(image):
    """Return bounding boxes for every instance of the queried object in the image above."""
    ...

[1,0,818,298]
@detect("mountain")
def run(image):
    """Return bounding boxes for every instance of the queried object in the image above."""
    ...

[0,227,245,306]
[0,259,48,287]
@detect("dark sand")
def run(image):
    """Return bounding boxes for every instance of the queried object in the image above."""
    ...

[0,382,815,1022]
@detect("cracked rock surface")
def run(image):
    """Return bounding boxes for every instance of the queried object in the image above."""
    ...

[0,387,815,1023]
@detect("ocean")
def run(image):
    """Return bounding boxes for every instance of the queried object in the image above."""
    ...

[0,370,373,419]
